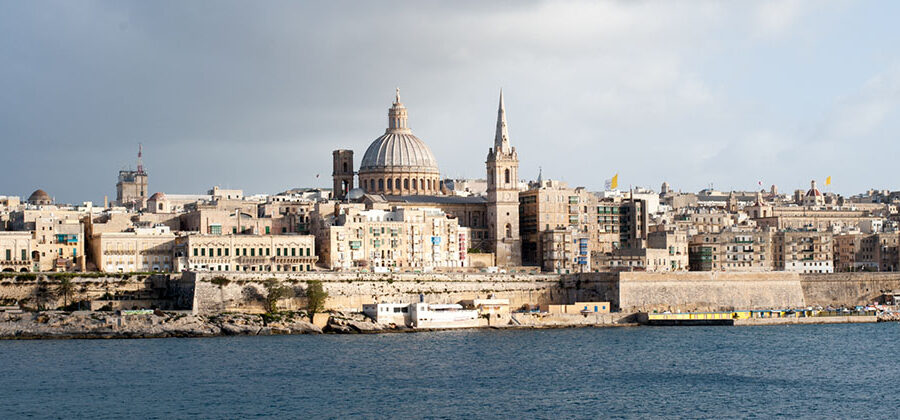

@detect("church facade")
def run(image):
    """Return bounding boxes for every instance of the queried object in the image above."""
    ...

[331,89,523,266]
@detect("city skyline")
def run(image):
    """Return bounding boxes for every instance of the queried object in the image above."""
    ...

[3,1,900,203]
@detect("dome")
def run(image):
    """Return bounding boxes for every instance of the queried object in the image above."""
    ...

[148,192,166,201]
[356,89,443,196]
[359,132,439,173]
[27,189,51,205]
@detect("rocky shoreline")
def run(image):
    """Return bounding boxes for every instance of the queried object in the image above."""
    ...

[2,310,897,340]
[0,311,393,339]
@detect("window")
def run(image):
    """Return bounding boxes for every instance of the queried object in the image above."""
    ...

[404,178,409,189]
[4,250,10,261]
[504,169,510,184]
[251,248,255,257]
[378,179,384,191]
[387,178,393,190]
[193,248,198,257]
[292,248,296,256]
[265,226,270,234]
[21,249,26,260]
[505,223,512,238]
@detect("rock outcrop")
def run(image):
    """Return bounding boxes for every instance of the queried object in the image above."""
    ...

[0,311,322,339]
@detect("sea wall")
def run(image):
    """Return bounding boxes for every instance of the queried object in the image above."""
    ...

[189,272,598,315]
[0,273,193,310]
[800,273,900,307]
[610,271,806,312]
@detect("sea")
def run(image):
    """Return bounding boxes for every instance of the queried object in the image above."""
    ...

[1,323,898,419]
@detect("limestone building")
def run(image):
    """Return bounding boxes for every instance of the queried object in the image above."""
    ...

[116,145,149,209]
[689,230,774,272]
[91,225,176,273]
[833,232,899,272]
[317,205,469,271]
[0,231,33,272]
[176,234,317,273]
[772,230,833,273]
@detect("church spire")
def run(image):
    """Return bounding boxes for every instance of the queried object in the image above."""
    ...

[494,89,511,154]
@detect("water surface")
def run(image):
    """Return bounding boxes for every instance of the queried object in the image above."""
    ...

[1,324,897,419]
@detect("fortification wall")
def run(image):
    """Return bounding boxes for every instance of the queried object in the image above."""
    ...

[612,271,806,312]
[801,272,900,307]
[190,272,579,315]
[0,273,191,310]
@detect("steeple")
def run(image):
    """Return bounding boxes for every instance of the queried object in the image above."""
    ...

[494,89,511,155]
[387,88,410,133]
[137,143,145,174]
[537,166,543,185]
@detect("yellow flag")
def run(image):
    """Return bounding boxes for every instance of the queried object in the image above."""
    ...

[611,173,618,189]
[826,176,831,186]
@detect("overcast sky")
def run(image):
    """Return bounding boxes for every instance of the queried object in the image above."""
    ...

[2,1,900,204]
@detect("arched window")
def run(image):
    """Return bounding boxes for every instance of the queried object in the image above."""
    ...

[404,179,409,190]
[412,179,417,190]
[378,179,384,191]
[505,223,512,238]
[395,178,401,191]
[420,178,425,191]
[504,169,510,184]
[387,178,393,190]
[427,179,431,190]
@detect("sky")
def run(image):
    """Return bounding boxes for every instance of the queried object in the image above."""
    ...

[2,0,900,204]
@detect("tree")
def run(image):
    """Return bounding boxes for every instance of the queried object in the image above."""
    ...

[305,280,328,315]
[32,278,52,311]
[55,278,75,310]
[262,278,292,314]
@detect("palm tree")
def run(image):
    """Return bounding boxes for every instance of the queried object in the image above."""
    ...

[55,278,75,310]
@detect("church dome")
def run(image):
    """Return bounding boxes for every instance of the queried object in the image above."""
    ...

[359,89,439,175]
[356,89,442,196]
[360,132,439,173]
[27,189,51,205]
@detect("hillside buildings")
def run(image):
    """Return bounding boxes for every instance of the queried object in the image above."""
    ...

[6,89,900,276]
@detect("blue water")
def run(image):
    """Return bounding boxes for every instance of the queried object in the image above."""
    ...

[1,324,898,419]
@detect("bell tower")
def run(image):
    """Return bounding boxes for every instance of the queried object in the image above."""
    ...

[332,149,354,200]
[486,90,522,266]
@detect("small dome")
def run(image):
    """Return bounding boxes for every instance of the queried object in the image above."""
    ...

[27,189,51,205]
[359,132,440,173]
[149,192,167,201]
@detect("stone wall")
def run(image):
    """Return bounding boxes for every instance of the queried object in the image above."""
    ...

[610,271,806,312]
[0,273,192,310]
[190,272,577,315]
[800,272,900,307]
